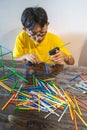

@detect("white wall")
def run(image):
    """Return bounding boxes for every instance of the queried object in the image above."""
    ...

[0,0,87,66]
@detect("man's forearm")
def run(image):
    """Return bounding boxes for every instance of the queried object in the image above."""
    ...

[64,53,75,65]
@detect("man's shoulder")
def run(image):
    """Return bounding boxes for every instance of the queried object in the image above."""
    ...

[17,30,27,39]
[47,32,60,39]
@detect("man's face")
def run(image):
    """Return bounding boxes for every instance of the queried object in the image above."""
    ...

[26,23,49,43]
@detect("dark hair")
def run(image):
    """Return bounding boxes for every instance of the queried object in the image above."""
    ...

[21,7,48,30]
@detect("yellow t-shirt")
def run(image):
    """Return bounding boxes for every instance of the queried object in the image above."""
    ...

[13,30,71,64]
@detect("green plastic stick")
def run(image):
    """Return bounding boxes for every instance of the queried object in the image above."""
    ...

[59,42,71,49]
[0,73,13,80]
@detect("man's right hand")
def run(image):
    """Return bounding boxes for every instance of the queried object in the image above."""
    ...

[23,54,40,64]
[14,54,40,64]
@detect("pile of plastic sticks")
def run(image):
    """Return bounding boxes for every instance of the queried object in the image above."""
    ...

[0,76,87,130]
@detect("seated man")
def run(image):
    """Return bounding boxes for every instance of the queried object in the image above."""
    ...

[13,7,75,74]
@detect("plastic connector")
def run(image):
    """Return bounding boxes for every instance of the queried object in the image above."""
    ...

[49,47,59,55]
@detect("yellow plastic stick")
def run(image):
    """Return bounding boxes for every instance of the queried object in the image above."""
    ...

[74,110,87,127]
[64,91,75,109]
[68,103,74,120]
[16,101,30,106]
[0,81,31,98]
[74,96,82,116]
[0,81,11,91]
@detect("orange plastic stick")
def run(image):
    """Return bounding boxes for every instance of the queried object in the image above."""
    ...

[1,94,15,111]
[73,111,78,130]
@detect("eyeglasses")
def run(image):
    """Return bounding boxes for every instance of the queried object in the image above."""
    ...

[26,29,47,38]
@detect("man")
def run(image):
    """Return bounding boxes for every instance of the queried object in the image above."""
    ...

[13,7,75,65]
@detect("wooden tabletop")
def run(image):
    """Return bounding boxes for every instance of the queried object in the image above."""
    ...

[0,61,87,130]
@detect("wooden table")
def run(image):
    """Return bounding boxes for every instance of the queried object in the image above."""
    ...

[0,62,87,130]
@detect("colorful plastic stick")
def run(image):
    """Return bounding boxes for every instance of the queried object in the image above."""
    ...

[0,81,11,91]
[15,107,37,111]
[58,105,68,122]
[68,72,83,82]
[0,72,13,80]
[1,94,16,111]
[74,110,87,127]
[73,111,79,130]
[68,104,74,120]
[0,81,31,98]
[44,107,58,119]
[59,42,71,49]
[64,91,75,109]
[74,96,82,116]
[4,66,28,83]
[38,93,40,112]
[14,84,23,98]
